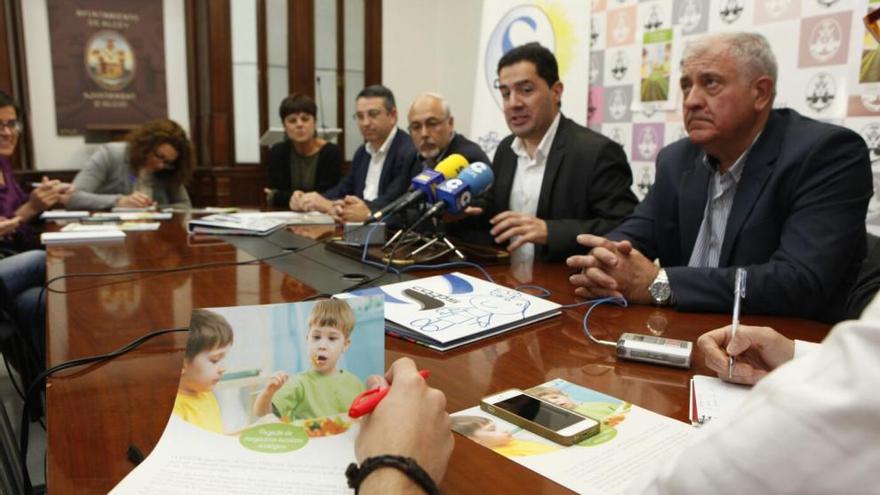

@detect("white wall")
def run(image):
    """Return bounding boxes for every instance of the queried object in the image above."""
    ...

[21,0,190,171]
[382,0,483,137]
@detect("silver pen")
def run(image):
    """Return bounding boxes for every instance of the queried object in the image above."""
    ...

[728,268,747,379]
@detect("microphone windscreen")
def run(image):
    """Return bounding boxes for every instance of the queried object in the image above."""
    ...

[458,162,494,195]
[434,153,468,179]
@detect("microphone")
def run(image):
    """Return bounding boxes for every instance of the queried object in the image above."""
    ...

[365,153,468,224]
[408,162,494,231]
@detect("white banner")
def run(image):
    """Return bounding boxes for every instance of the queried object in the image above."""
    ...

[470,1,590,160]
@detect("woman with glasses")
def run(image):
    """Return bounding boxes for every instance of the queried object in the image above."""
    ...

[264,93,342,208]
[66,119,194,210]
[0,91,70,251]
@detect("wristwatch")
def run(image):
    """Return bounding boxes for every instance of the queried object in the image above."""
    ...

[648,268,674,306]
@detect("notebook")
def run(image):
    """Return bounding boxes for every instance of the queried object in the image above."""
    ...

[689,374,751,426]
[41,229,126,245]
[187,213,288,236]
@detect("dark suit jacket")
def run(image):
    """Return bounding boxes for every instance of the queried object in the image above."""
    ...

[608,109,872,322]
[473,115,638,261]
[324,128,418,211]
[265,140,342,208]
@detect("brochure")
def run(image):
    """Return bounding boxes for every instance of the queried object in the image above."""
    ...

[187,214,288,236]
[231,211,336,226]
[452,378,694,495]
[111,296,385,494]
[340,272,561,351]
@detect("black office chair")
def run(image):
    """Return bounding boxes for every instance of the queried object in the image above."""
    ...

[0,280,43,421]
[844,233,880,319]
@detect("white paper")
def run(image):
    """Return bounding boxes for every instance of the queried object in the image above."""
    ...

[39,210,90,220]
[40,230,126,244]
[61,222,161,232]
[111,418,355,494]
[452,378,694,495]
[690,375,751,425]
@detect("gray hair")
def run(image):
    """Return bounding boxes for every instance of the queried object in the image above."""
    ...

[411,92,451,119]
[682,32,777,95]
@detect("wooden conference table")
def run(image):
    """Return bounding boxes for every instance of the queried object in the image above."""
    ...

[44,216,832,494]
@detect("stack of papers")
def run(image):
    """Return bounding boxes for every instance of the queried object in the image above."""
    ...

[341,272,561,351]
[92,212,173,221]
[41,229,126,245]
[230,211,335,226]
[689,374,751,426]
[61,222,161,232]
[39,210,90,220]
[187,214,287,236]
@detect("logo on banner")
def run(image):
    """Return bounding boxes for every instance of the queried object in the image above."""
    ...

[862,93,880,112]
[608,89,629,120]
[678,0,704,33]
[719,0,744,24]
[805,72,835,112]
[611,51,629,81]
[808,18,843,62]
[861,123,880,160]
[484,5,556,110]
[85,30,136,91]
[591,17,600,47]
[644,5,664,31]
[590,57,601,84]
[611,12,631,43]
[764,0,793,18]
[609,127,626,147]
[637,167,654,197]
[637,127,660,159]
[816,0,840,7]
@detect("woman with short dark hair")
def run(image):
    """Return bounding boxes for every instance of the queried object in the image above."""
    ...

[66,118,195,210]
[264,94,342,208]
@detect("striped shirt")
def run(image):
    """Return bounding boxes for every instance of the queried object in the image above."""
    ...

[687,142,756,268]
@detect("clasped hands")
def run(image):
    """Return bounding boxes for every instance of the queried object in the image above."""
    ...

[566,234,658,304]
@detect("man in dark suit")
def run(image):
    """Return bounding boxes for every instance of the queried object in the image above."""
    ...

[568,32,872,322]
[465,42,637,262]
[407,92,489,170]
[291,85,417,223]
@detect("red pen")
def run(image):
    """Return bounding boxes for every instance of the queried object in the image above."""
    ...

[348,369,430,418]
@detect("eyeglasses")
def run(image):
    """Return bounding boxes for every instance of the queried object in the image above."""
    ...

[0,120,22,133]
[352,109,386,122]
[408,118,448,134]
[152,148,177,168]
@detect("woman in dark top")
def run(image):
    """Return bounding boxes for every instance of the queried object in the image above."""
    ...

[264,94,342,208]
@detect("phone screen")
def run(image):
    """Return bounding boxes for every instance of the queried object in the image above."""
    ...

[494,394,584,432]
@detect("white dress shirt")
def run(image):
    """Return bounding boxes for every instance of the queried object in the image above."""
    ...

[508,113,561,259]
[362,127,397,202]
[628,294,880,494]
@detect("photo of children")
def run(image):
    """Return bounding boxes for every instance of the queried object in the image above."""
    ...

[450,415,559,457]
[253,299,366,435]
[172,309,234,433]
[170,296,384,438]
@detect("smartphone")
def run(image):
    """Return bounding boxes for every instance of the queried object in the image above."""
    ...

[480,389,600,446]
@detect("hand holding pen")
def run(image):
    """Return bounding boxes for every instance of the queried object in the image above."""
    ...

[728,268,747,379]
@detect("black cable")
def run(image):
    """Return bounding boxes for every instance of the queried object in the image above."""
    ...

[42,249,295,295]
[18,326,189,495]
